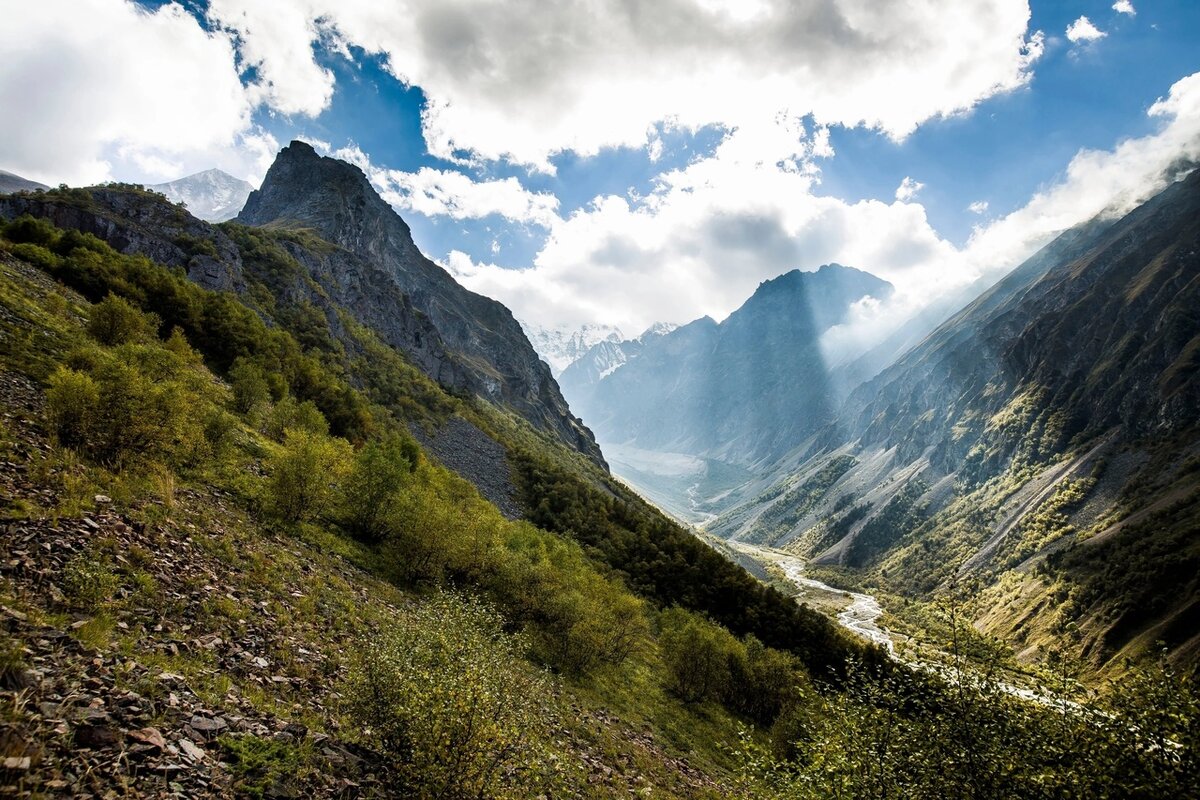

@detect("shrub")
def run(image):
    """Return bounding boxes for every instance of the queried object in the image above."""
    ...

[341,433,419,541]
[345,593,554,799]
[265,395,328,439]
[45,367,99,450]
[86,293,156,346]
[9,242,60,271]
[229,357,271,415]
[267,427,351,522]
[63,553,119,606]
[658,607,740,704]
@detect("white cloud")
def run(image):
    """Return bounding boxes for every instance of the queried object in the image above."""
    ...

[207,0,1044,171]
[378,168,560,227]
[962,71,1200,276]
[1066,16,1107,43]
[207,0,335,117]
[1112,1,1136,16]
[454,69,1200,348]
[968,200,990,214]
[302,140,560,228]
[0,0,259,186]
[895,177,925,202]
[450,121,962,332]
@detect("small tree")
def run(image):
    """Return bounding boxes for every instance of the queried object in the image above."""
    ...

[267,427,351,523]
[342,433,419,541]
[345,593,554,798]
[45,367,99,450]
[86,293,155,346]
[658,607,740,703]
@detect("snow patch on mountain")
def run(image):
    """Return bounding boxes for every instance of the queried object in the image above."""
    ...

[149,169,254,223]
[521,321,624,376]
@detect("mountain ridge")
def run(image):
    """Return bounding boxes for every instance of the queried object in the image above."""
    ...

[709,170,1200,670]
[569,264,893,465]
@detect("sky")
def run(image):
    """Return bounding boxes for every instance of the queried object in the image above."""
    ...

[2,0,1199,342]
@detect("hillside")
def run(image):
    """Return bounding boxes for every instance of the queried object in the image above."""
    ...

[0,171,47,194]
[711,169,1200,673]
[0,144,604,468]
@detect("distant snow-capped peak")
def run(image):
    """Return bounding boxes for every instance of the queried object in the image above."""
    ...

[639,321,678,341]
[521,321,624,376]
[148,168,254,223]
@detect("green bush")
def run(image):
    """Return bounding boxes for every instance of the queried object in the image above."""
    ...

[9,242,60,270]
[86,293,156,346]
[45,366,99,449]
[341,433,419,541]
[658,607,740,704]
[229,357,271,415]
[63,553,119,606]
[265,395,328,439]
[267,427,352,522]
[345,593,555,799]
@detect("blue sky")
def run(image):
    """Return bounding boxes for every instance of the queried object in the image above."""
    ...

[4,1,1200,334]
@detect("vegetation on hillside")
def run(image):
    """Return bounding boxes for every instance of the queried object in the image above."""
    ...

[1,204,1196,797]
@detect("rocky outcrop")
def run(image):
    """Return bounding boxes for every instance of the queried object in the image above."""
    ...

[238,141,605,467]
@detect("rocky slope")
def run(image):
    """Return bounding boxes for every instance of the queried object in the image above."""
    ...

[148,169,253,223]
[237,141,604,466]
[0,146,605,470]
[0,186,248,295]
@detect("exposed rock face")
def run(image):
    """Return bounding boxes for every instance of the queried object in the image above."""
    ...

[148,169,253,223]
[0,189,247,294]
[237,142,605,466]
[841,169,1200,472]
[574,264,893,464]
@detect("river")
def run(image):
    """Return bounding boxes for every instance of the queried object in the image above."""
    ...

[729,541,895,653]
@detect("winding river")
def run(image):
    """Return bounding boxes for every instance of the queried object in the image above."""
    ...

[730,542,895,653]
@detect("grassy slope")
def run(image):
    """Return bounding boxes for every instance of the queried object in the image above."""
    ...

[0,249,750,797]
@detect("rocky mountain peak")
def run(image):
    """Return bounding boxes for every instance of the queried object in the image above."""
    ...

[240,142,606,467]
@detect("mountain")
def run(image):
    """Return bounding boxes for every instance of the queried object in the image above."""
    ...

[520,321,623,376]
[0,142,604,468]
[556,321,677,406]
[0,181,878,798]
[235,141,604,465]
[148,168,254,222]
[0,169,48,193]
[711,170,1200,669]
[576,265,893,464]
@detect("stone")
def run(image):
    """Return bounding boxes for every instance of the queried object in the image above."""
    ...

[178,739,206,762]
[74,722,120,749]
[127,727,166,750]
